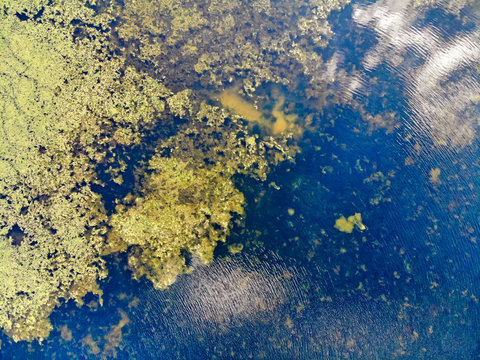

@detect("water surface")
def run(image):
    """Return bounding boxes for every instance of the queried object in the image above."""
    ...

[2,0,480,359]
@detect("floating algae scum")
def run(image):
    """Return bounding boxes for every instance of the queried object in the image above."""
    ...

[1,0,480,359]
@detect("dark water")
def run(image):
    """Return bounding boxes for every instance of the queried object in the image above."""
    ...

[3,1,480,359]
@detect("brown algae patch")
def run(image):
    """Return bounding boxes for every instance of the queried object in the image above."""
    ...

[80,334,101,355]
[218,87,266,125]
[429,168,442,184]
[103,309,131,358]
[218,87,301,136]
[271,95,299,135]
[59,325,72,342]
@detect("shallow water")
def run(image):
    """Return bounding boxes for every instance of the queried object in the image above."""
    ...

[2,0,480,359]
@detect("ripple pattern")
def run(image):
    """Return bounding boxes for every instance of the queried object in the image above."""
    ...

[348,0,480,148]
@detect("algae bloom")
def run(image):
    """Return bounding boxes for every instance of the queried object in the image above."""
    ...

[334,213,366,233]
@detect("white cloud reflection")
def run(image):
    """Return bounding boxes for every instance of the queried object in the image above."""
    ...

[348,0,480,147]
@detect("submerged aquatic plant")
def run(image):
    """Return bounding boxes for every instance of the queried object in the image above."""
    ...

[110,156,246,289]
[0,0,351,342]
[0,1,170,340]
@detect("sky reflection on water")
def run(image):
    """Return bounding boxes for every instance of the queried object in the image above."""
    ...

[349,0,480,148]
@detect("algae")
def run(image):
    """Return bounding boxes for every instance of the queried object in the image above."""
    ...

[218,88,267,126]
[0,0,168,341]
[335,213,366,233]
[271,96,300,136]
[109,100,297,289]
[429,168,442,185]
[0,0,351,341]
[110,156,245,289]
[218,87,302,137]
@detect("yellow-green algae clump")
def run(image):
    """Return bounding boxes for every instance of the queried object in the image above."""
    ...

[0,0,351,342]
[334,213,366,233]
[109,101,297,288]
[0,0,168,341]
[110,157,245,289]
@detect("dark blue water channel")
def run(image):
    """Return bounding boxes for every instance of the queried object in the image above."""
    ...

[2,1,480,359]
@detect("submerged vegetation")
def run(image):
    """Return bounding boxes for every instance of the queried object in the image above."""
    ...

[2,0,478,347]
[0,0,348,341]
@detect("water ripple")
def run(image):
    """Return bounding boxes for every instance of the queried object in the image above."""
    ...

[124,250,476,359]
[348,0,480,148]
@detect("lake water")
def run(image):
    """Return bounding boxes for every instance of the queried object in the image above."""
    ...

[2,0,480,359]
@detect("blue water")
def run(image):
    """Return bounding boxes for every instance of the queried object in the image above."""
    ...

[3,1,480,359]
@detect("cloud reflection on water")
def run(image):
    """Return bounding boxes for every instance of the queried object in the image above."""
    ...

[127,251,419,359]
[347,0,480,148]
